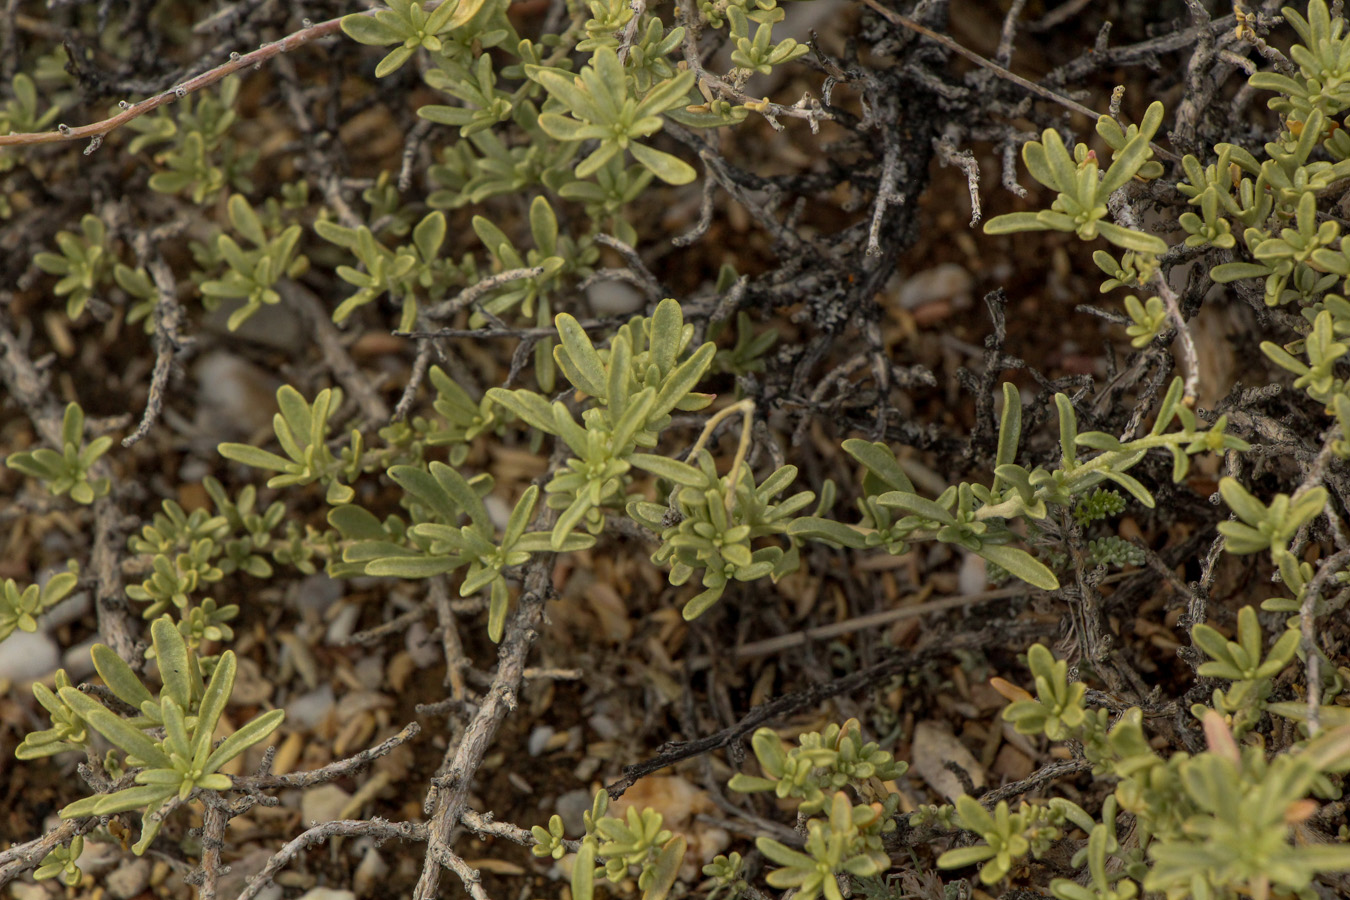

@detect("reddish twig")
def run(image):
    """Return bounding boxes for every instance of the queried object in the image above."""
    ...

[0,13,361,149]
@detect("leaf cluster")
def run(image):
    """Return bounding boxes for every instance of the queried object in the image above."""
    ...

[5,402,113,504]
[26,618,283,855]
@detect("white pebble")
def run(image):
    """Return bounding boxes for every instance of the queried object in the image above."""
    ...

[285,684,335,730]
[60,636,99,680]
[896,263,974,310]
[301,784,352,825]
[958,551,987,596]
[586,280,645,316]
[325,600,362,645]
[106,858,151,900]
[0,629,60,682]
[298,889,356,900]
[405,620,440,669]
[353,844,389,898]
[528,725,555,756]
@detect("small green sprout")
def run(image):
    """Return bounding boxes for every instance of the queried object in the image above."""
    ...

[341,0,490,78]
[0,566,78,642]
[1122,295,1167,348]
[984,102,1168,253]
[6,403,113,504]
[32,214,112,319]
[33,835,83,887]
[218,385,360,505]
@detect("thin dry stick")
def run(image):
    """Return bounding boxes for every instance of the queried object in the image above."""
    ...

[422,266,546,320]
[196,798,231,900]
[461,809,581,851]
[0,820,88,886]
[238,721,422,791]
[413,554,555,900]
[432,577,469,702]
[429,844,490,900]
[1108,193,1202,406]
[0,14,358,148]
[123,235,193,447]
[237,819,427,900]
[687,398,755,513]
[684,573,1133,669]
[1288,430,1348,736]
[856,0,1181,164]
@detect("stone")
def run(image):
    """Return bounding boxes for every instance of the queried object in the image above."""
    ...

[106,857,151,900]
[301,783,352,825]
[0,629,60,682]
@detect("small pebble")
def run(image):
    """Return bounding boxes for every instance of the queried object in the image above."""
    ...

[957,552,987,596]
[301,784,353,825]
[910,720,985,802]
[285,685,335,730]
[528,725,555,756]
[0,629,60,682]
[586,280,644,316]
[553,788,593,834]
[60,636,98,680]
[484,494,510,531]
[106,858,151,900]
[405,620,440,669]
[193,352,280,441]
[295,573,344,612]
[353,844,389,898]
[325,600,361,645]
[896,262,973,310]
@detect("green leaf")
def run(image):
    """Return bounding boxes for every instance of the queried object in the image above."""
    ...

[227,194,267,246]
[1209,262,1271,282]
[786,517,870,549]
[438,0,491,31]
[366,555,462,578]
[194,650,237,760]
[629,454,708,487]
[937,845,998,869]
[555,313,608,397]
[1095,221,1168,254]
[975,544,1059,590]
[572,840,597,900]
[629,142,697,186]
[1218,477,1268,526]
[503,485,539,549]
[642,836,686,900]
[648,299,684,374]
[218,443,294,472]
[58,688,171,768]
[983,212,1053,235]
[202,708,285,775]
[413,211,447,262]
[341,13,407,45]
[93,784,177,817]
[430,461,491,532]
[152,616,193,711]
[876,491,955,524]
[91,645,154,711]
[842,439,915,493]
[682,584,725,620]
[375,45,416,78]
[651,343,716,417]
[487,388,558,434]
[487,578,510,642]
